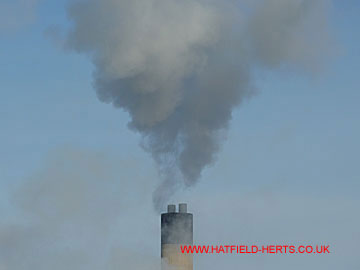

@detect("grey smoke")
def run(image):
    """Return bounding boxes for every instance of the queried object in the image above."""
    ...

[66,0,332,210]
[0,147,160,270]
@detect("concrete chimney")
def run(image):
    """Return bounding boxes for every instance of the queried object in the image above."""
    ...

[161,203,193,270]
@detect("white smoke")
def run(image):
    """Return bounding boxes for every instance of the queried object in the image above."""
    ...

[65,0,333,210]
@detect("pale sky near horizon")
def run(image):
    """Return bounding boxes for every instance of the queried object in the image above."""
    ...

[0,1,359,269]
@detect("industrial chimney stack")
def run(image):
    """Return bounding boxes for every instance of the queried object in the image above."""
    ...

[161,203,193,270]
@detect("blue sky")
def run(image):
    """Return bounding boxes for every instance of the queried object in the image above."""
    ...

[0,1,359,269]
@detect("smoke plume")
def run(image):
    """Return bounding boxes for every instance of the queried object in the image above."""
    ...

[66,0,332,210]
